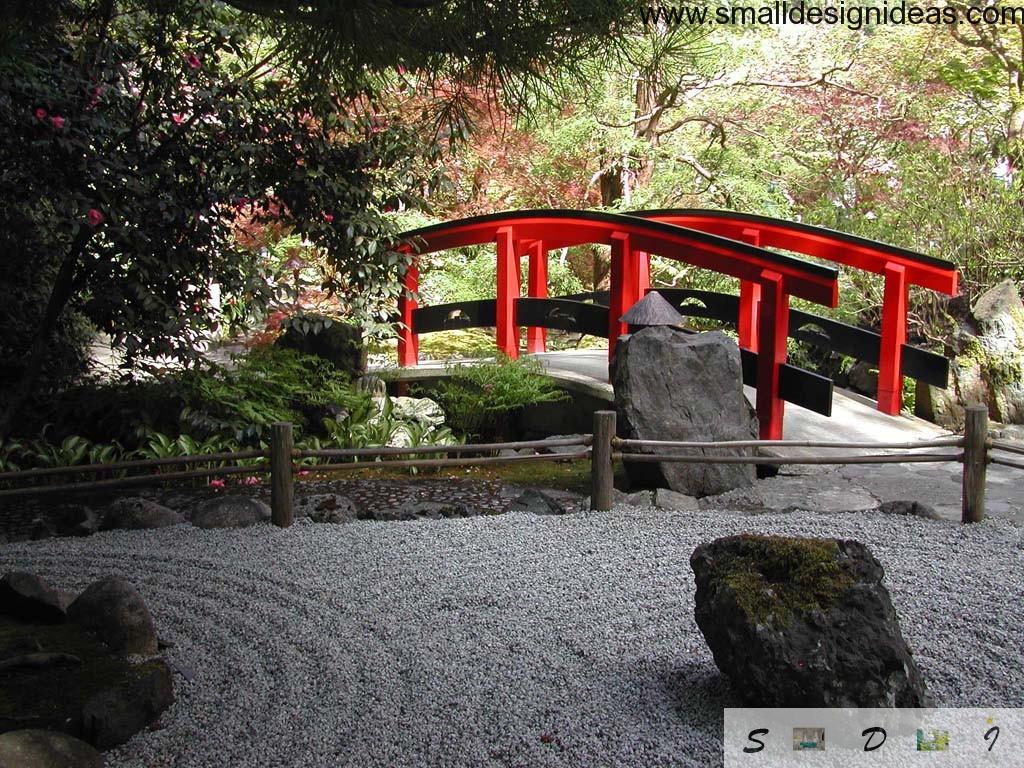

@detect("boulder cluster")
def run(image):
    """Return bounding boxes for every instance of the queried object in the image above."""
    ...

[0,571,174,766]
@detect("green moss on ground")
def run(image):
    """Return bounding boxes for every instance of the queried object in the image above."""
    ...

[303,457,609,496]
[715,535,854,628]
[0,617,160,733]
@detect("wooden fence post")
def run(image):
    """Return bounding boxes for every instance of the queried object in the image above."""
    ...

[271,422,294,528]
[591,410,616,511]
[962,405,988,524]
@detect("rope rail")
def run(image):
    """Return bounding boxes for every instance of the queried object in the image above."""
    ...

[0,463,271,499]
[613,452,963,465]
[990,439,1024,457]
[293,435,590,459]
[612,436,963,451]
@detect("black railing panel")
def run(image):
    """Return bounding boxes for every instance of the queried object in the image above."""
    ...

[413,300,497,334]
[516,298,609,337]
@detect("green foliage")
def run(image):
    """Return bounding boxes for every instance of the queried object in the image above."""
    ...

[177,347,368,444]
[431,356,568,439]
[317,397,461,468]
[23,347,367,448]
[0,1,444,430]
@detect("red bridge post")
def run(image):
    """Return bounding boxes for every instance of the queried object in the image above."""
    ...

[638,250,650,296]
[877,262,908,415]
[608,232,641,363]
[526,240,548,354]
[756,270,789,440]
[496,226,519,359]
[737,227,762,352]
[397,261,419,367]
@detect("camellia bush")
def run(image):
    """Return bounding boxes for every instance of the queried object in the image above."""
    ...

[0,0,444,436]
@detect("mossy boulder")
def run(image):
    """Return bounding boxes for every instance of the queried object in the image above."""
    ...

[690,534,929,707]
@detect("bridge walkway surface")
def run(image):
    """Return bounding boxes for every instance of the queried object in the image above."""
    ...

[378,349,1023,525]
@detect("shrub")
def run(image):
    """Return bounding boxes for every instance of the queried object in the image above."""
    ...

[430,356,568,440]
[24,347,369,447]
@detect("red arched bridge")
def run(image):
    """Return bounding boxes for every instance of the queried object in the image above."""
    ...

[395,209,958,440]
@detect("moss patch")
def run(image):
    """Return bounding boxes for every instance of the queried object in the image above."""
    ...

[304,457,605,495]
[0,616,159,734]
[715,535,854,629]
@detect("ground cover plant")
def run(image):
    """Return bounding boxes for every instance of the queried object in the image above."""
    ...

[428,356,570,441]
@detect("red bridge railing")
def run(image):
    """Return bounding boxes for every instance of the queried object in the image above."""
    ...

[631,209,959,415]
[396,210,840,440]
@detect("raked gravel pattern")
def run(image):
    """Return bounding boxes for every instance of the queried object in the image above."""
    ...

[2,506,1022,768]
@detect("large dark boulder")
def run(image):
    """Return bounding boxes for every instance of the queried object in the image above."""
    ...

[0,730,103,768]
[276,313,366,376]
[67,577,158,656]
[612,326,757,497]
[690,534,929,707]
[0,573,65,624]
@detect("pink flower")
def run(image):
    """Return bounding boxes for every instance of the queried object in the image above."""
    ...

[186,53,201,70]
[321,211,334,223]
[49,115,65,130]
[86,208,104,228]
[172,113,185,125]
[34,107,47,121]
[241,476,261,486]
[298,470,311,477]
[208,478,226,490]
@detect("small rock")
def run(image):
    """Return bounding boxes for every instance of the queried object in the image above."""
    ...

[81,660,174,750]
[0,730,102,768]
[877,500,941,520]
[298,494,358,524]
[538,435,587,456]
[653,488,699,511]
[191,496,270,529]
[365,501,476,521]
[0,572,65,624]
[67,577,158,656]
[506,488,569,515]
[103,497,184,530]
[615,489,653,507]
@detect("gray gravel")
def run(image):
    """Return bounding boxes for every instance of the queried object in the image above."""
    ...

[1,507,1022,767]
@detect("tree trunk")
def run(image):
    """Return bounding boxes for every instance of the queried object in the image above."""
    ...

[0,234,90,439]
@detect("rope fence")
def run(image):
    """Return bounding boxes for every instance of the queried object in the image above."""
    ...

[0,404,1019,526]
